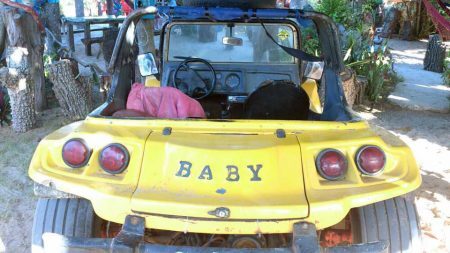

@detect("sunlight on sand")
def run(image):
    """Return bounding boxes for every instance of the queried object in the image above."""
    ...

[385,129,450,252]
[387,95,409,101]
[0,236,5,253]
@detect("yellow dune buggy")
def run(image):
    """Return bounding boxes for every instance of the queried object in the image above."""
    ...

[29,3,422,253]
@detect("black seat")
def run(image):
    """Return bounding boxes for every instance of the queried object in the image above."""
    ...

[245,80,309,120]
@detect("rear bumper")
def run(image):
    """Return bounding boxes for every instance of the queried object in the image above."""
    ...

[42,215,388,253]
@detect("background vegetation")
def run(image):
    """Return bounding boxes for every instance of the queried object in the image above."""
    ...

[304,0,398,104]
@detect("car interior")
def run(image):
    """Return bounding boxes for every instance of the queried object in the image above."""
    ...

[99,20,334,121]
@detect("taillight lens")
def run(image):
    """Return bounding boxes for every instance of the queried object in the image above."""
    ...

[62,139,91,168]
[99,144,129,174]
[356,146,386,175]
[316,149,348,180]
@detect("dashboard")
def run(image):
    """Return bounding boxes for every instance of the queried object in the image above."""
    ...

[161,62,300,96]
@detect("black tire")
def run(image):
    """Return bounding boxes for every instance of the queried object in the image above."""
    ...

[351,196,422,253]
[183,0,276,8]
[32,198,96,253]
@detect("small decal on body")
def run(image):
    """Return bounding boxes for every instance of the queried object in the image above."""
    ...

[216,188,226,194]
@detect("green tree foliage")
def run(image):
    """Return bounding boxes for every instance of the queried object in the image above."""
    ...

[301,27,321,56]
[308,0,395,102]
[312,0,352,26]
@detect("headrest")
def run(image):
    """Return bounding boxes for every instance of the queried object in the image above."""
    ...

[245,80,309,120]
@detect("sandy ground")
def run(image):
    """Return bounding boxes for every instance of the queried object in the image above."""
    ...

[387,39,450,113]
[357,105,450,252]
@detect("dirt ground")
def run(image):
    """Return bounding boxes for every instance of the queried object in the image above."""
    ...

[0,103,449,252]
[387,39,450,113]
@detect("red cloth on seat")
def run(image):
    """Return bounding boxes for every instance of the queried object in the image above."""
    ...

[126,83,206,119]
[112,109,148,118]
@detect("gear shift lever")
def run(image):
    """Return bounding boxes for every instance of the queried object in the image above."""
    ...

[220,102,231,119]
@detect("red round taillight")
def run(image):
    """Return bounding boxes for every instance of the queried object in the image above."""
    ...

[316,149,348,180]
[62,139,91,168]
[356,146,386,175]
[99,144,129,174]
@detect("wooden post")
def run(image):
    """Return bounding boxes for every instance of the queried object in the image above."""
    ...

[68,23,75,51]
[0,7,44,132]
[84,21,92,56]
[424,34,446,73]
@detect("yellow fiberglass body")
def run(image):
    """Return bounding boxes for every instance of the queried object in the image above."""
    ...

[28,115,421,234]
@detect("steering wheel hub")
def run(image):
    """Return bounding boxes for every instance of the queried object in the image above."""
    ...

[173,57,217,99]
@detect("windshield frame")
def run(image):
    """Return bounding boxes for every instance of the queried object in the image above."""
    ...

[162,20,301,65]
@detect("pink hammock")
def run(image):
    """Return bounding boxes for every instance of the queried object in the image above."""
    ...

[423,0,450,40]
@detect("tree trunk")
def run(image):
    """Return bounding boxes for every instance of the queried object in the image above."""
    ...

[135,19,156,83]
[0,48,36,132]
[75,0,84,17]
[340,67,360,107]
[75,0,84,29]
[381,8,401,38]
[424,34,446,73]
[401,20,414,41]
[340,71,367,107]
[355,75,368,105]
[0,7,44,132]
[41,2,61,56]
[0,4,5,57]
[31,35,46,112]
[97,1,102,16]
[47,60,93,121]
[106,0,113,15]
[1,6,47,112]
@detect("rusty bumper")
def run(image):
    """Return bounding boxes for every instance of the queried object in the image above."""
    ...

[42,215,388,253]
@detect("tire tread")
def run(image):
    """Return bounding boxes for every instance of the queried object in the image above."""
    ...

[355,196,422,253]
[32,198,95,253]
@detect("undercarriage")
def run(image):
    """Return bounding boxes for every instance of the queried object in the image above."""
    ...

[41,214,388,253]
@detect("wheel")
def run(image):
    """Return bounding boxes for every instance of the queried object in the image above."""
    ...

[31,198,97,253]
[183,0,276,8]
[351,196,422,253]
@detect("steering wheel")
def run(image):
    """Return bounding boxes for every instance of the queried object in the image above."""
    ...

[173,57,216,99]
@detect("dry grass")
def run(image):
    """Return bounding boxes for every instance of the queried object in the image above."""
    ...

[0,108,66,253]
